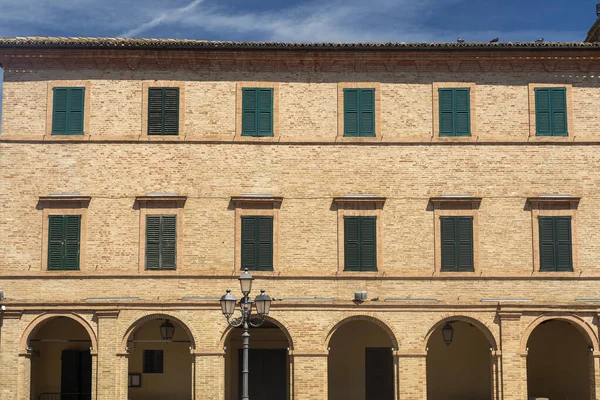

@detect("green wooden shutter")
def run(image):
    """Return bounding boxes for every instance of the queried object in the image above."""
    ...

[148,88,164,135]
[146,216,161,269]
[241,216,257,269]
[161,216,177,270]
[454,89,470,136]
[535,88,552,136]
[550,88,567,136]
[257,89,273,137]
[360,217,377,271]
[456,217,473,270]
[48,215,65,269]
[555,217,572,271]
[52,88,69,134]
[359,89,375,137]
[539,217,556,271]
[344,89,359,137]
[439,89,454,136]
[344,217,360,270]
[440,217,457,270]
[67,88,85,135]
[163,88,179,135]
[48,215,80,270]
[257,217,273,270]
[63,215,81,270]
[242,89,258,136]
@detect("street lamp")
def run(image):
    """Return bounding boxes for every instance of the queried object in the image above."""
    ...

[159,319,175,341]
[442,322,454,345]
[220,269,272,400]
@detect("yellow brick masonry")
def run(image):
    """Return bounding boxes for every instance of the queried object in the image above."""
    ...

[1,52,600,399]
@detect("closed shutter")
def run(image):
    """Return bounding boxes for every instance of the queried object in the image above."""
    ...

[440,216,473,271]
[146,215,176,270]
[344,217,360,270]
[454,89,470,136]
[48,215,80,270]
[539,216,572,271]
[257,217,273,270]
[242,88,273,137]
[535,88,552,136]
[52,87,84,135]
[344,88,375,137]
[360,217,377,271]
[257,89,273,137]
[551,88,567,136]
[147,88,179,135]
[359,89,375,137]
[439,88,470,137]
[241,216,273,270]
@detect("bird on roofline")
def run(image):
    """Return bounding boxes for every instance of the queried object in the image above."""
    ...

[535,38,544,43]
[490,38,499,43]
[457,38,465,43]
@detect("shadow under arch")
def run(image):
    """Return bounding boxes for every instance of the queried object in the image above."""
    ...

[20,312,98,355]
[120,312,197,353]
[424,314,498,351]
[324,314,400,349]
[219,315,294,350]
[520,313,598,353]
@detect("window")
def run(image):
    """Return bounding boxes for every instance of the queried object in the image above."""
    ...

[438,88,470,137]
[344,216,377,271]
[538,216,573,271]
[241,88,273,137]
[440,216,474,272]
[52,87,85,135]
[241,216,273,271]
[343,88,375,137]
[47,215,81,270]
[145,215,177,270]
[148,87,179,135]
[535,88,567,136]
[143,350,164,374]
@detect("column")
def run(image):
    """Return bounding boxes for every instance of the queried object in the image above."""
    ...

[95,311,122,400]
[397,352,427,399]
[498,312,527,400]
[291,351,327,400]
[193,351,225,400]
[1,311,23,400]
[592,351,600,400]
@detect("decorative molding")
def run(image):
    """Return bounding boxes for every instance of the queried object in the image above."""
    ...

[38,195,91,208]
[333,197,386,209]
[94,310,120,319]
[231,196,283,209]
[1,310,23,319]
[527,196,580,210]
[429,196,482,210]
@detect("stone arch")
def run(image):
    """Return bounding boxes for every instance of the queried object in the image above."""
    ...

[324,313,399,349]
[424,314,498,351]
[520,313,598,354]
[218,315,294,350]
[20,312,98,355]
[120,312,197,353]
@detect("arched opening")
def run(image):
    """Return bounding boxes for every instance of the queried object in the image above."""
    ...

[126,317,193,400]
[526,319,592,400]
[328,319,396,400]
[426,320,493,400]
[29,316,94,400]
[224,320,291,400]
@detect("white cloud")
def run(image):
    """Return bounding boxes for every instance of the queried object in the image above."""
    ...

[120,0,205,37]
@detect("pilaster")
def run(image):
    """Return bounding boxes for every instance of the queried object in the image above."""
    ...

[193,350,224,400]
[1,311,23,400]
[498,311,527,400]
[95,310,121,400]
[397,352,427,399]
[291,350,327,400]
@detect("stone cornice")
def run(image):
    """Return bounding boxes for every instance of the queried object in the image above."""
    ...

[1,47,600,73]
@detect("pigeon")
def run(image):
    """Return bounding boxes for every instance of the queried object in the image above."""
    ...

[490,38,499,43]
[535,38,544,43]
[457,38,465,43]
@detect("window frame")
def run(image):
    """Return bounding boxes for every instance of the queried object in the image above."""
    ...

[437,88,471,137]
[147,87,180,136]
[136,195,186,274]
[145,214,177,271]
[143,349,164,374]
[439,216,474,272]
[337,82,381,140]
[432,82,477,141]
[538,216,573,272]
[240,215,274,271]
[430,196,481,275]
[333,196,385,273]
[45,81,91,138]
[235,82,280,141]
[528,196,579,274]
[39,196,90,273]
[528,83,573,140]
[141,81,186,138]
[343,88,376,137]
[232,196,282,273]
[343,216,377,271]
[241,88,274,137]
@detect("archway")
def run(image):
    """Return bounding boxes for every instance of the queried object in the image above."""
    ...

[526,319,593,399]
[426,320,494,400]
[224,320,292,400]
[28,316,94,399]
[328,318,397,400]
[125,316,194,400]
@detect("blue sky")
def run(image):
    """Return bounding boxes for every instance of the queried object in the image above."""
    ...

[0,0,598,130]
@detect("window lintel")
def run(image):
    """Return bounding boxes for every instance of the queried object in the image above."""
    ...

[430,196,481,210]
[527,196,580,210]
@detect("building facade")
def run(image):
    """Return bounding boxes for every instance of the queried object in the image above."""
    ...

[0,32,600,400]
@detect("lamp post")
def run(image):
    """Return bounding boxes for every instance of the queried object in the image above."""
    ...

[220,269,272,400]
